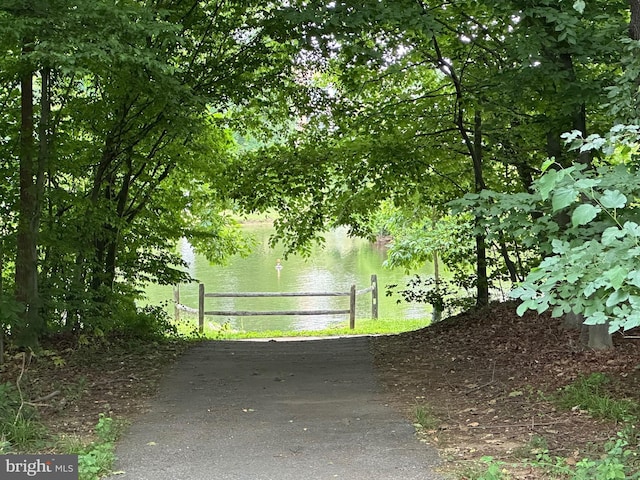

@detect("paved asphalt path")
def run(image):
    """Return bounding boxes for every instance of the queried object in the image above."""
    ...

[106,337,443,479]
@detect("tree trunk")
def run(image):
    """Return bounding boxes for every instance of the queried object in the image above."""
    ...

[0,237,4,364]
[14,62,52,346]
[472,110,489,306]
[432,36,489,306]
[102,155,133,292]
[564,312,614,350]
[630,0,640,40]
[432,250,442,323]
[498,236,519,283]
[563,311,583,329]
[588,323,613,350]
[14,55,42,346]
[475,233,489,306]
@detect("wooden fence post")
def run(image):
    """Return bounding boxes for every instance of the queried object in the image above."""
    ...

[349,284,356,329]
[173,284,180,321]
[199,283,205,333]
[370,274,378,319]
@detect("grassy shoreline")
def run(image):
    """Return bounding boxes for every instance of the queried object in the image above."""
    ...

[175,316,431,340]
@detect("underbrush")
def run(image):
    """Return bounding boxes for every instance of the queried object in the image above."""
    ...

[0,380,45,452]
[0,302,191,479]
[74,414,121,480]
[465,432,639,480]
[531,432,639,480]
[555,372,640,422]
[0,371,117,480]
[466,372,640,479]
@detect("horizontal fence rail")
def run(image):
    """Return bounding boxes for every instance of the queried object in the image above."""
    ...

[204,292,353,297]
[174,275,378,333]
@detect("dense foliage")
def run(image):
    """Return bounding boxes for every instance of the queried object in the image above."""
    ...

[1,0,639,349]
[0,0,305,346]
[226,0,640,348]
[511,128,640,333]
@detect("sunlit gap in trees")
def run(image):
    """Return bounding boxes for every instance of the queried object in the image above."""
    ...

[457,13,522,44]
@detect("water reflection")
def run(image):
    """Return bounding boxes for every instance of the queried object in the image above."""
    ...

[143,225,434,331]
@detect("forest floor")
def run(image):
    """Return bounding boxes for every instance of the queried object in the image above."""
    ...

[372,301,640,478]
[1,301,639,478]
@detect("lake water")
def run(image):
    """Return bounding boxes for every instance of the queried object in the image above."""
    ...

[143,224,435,332]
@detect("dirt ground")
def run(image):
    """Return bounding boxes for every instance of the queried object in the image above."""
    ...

[2,301,639,478]
[371,302,640,477]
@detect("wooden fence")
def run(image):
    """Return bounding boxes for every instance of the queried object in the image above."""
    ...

[174,274,378,333]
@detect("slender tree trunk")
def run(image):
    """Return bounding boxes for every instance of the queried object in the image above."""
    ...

[630,0,640,40]
[432,250,442,323]
[15,54,42,346]
[15,62,51,346]
[472,110,489,306]
[102,155,133,292]
[435,34,490,306]
[0,237,4,364]
[545,52,589,165]
[498,236,519,283]
[475,233,489,305]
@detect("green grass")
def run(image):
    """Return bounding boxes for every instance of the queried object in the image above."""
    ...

[1,377,120,479]
[173,316,430,340]
[0,381,47,453]
[555,372,640,422]
[459,457,508,480]
[414,404,440,431]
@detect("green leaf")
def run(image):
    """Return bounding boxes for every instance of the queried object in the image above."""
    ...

[604,266,629,290]
[510,286,530,300]
[628,295,640,310]
[574,178,600,189]
[624,312,640,330]
[584,311,608,325]
[601,226,625,246]
[605,290,629,308]
[628,271,640,288]
[550,239,569,255]
[535,299,549,314]
[516,299,535,316]
[571,204,600,227]
[623,222,640,237]
[583,279,603,297]
[573,0,586,14]
[537,171,559,201]
[580,136,606,152]
[566,270,582,283]
[551,187,577,212]
[599,190,627,209]
[552,305,569,317]
[540,158,555,173]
